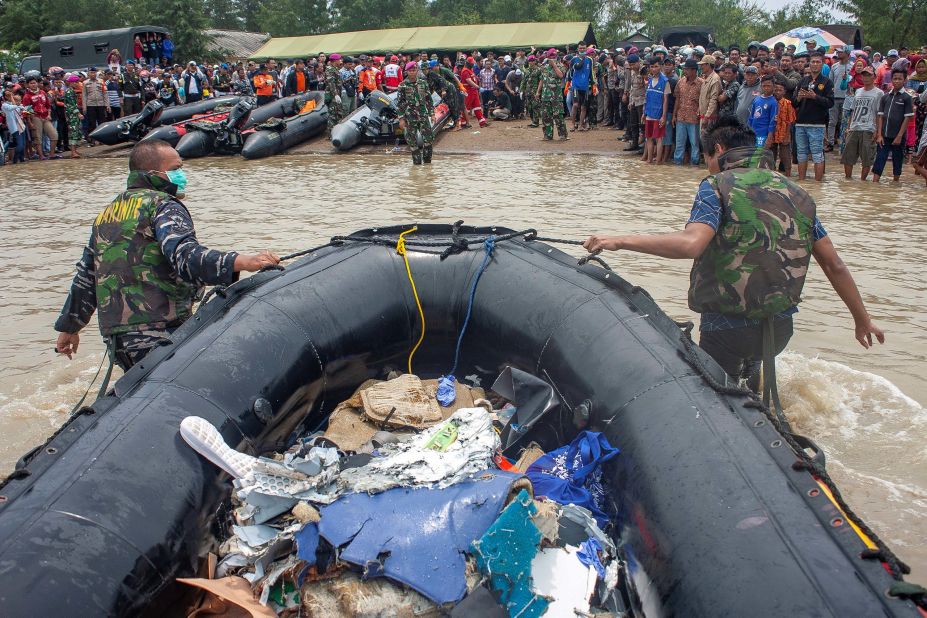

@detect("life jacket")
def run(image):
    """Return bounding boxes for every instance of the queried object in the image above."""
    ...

[295,71,306,94]
[383,64,402,90]
[358,68,377,93]
[688,147,816,319]
[254,73,274,96]
[91,172,200,336]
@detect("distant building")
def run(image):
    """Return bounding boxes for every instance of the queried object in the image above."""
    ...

[815,24,863,49]
[206,30,270,62]
[615,28,653,50]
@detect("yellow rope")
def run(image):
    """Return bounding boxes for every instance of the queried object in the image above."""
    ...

[397,226,426,374]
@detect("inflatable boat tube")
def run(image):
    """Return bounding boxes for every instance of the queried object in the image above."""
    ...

[141,110,232,146]
[240,93,327,160]
[331,89,398,151]
[176,93,322,159]
[0,224,919,617]
[89,96,242,145]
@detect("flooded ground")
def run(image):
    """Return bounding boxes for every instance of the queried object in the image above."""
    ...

[1,152,924,582]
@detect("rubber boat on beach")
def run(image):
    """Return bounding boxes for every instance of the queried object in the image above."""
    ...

[240,92,327,160]
[150,94,318,151]
[331,89,451,151]
[0,224,920,616]
[89,95,242,146]
[177,92,327,160]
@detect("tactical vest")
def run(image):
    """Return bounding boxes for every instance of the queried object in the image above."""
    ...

[688,147,816,320]
[91,188,199,336]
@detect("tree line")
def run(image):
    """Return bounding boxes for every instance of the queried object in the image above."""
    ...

[0,0,922,68]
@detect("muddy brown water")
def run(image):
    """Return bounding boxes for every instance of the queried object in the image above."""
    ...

[1,152,924,583]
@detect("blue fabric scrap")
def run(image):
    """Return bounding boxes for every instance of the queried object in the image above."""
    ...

[525,431,619,528]
[577,537,605,578]
[471,489,549,618]
[318,470,522,605]
[437,375,457,407]
[295,522,319,566]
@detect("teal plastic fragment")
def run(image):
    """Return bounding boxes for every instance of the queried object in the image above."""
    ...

[471,489,549,618]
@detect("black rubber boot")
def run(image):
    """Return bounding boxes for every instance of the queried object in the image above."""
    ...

[412,149,423,165]
[423,145,432,164]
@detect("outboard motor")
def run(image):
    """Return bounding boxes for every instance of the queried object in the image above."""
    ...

[214,98,256,153]
[365,90,399,139]
[120,100,164,141]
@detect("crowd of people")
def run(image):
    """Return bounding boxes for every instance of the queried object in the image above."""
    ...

[3,36,926,183]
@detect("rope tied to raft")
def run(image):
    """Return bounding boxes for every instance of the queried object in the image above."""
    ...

[397,226,426,374]
[677,327,920,602]
[438,236,496,406]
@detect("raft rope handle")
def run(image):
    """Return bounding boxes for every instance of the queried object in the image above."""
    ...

[448,236,495,378]
[397,226,426,374]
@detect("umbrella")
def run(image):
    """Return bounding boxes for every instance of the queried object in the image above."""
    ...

[762,26,845,52]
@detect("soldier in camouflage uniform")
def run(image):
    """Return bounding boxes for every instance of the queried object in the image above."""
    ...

[583,116,883,391]
[325,53,345,137]
[55,140,279,370]
[437,62,464,130]
[537,50,567,140]
[521,56,541,127]
[397,62,435,165]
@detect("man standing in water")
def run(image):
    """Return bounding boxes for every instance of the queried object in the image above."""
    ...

[54,140,280,370]
[584,116,884,390]
[396,62,435,165]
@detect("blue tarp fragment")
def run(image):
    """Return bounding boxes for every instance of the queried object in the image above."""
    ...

[471,489,549,618]
[437,375,457,407]
[577,537,606,578]
[525,431,619,528]
[295,522,319,566]
[318,470,523,605]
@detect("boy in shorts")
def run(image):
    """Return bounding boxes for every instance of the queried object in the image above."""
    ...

[841,66,882,180]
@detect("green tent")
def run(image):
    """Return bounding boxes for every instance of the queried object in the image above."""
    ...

[250,22,596,60]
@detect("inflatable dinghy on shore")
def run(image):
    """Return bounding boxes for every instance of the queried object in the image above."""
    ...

[330,90,451,151]
[240,92,327,159]
[89,96,242,145]
[0,224,920,616]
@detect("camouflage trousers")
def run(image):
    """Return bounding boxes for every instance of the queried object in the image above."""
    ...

[110,328,174,370]
[524,94,539,125]
[443,91,462,126]
[404,117,435,163]
[540,100,567,139]
[327,101,345,135]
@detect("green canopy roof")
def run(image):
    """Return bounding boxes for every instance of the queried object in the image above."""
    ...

[250,22,596,59]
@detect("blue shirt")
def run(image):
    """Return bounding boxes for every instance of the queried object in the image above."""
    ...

[687,179,827,331]
[748,94,778,137]
[644,73,669,120]
[571,56,591,91]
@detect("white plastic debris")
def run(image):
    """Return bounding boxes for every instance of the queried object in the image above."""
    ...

[338,407,499,495]
[530,545,598,617]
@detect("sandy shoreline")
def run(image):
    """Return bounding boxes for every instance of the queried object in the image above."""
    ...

[74,117,646,159]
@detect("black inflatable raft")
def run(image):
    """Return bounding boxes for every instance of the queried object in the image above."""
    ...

[89,96,242,146]
[330,90,451,151]
[0,225,919,616]
[240,92,327,160]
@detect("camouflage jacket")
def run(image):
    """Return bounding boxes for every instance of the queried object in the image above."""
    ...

[324,64,342,101]
[55,172,239,336]
[688,147,816,319]
[539,62,563,102]
[522,65,541,98]
[396,75,434,121]
[425,69,447,95]
[438,66,461,90]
